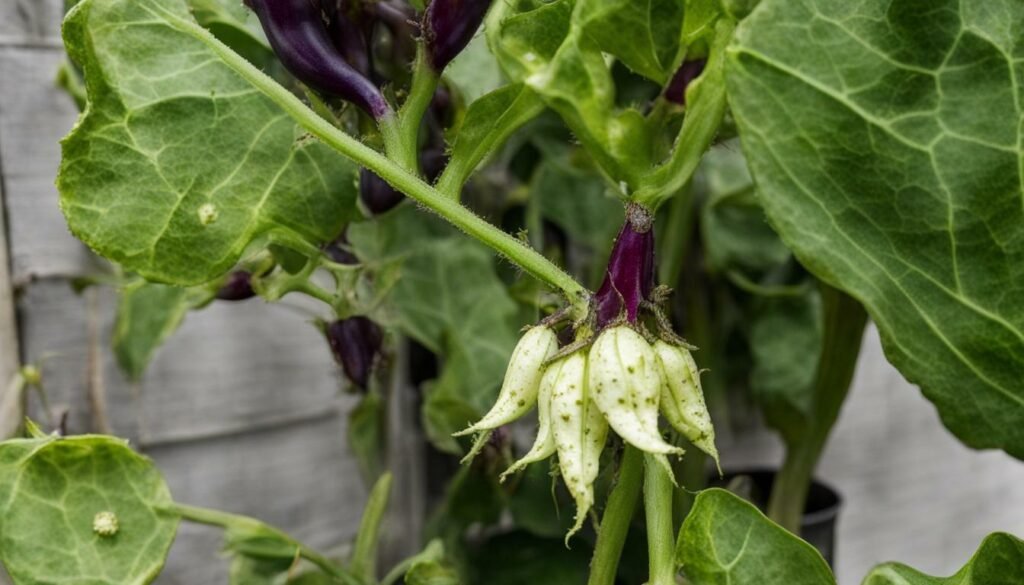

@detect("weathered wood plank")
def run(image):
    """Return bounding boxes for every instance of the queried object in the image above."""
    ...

[0,148,20,394]
[17,280,358,445]
[0,0,63,48]
[150,415,369,584]
[0,46,86,282]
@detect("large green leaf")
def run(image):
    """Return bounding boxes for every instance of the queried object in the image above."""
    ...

[59,0,359,286]
[726,0,1024,458]
[675,489,835,585]
[678,489,834,585]
[0,435,178,584]
[863,533,1024,585]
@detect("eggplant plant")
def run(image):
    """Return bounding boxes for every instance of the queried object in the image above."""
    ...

[1,0,1023,583]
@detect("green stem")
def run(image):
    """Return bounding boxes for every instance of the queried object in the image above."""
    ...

[164,8,588,306]
[657,183,696,289]
[350,473,393,583]
[767,285,868,533]
[632,20,734,212]
[173,503,350,581]
[588,446,644,585]
[387,49,440,173]
[644,454,676,585]
[673,446,706,524]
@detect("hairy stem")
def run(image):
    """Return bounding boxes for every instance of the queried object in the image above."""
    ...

[588,446,644,585]
[767,285,868,532]
[162,7,588,306]
[644,454,677,585]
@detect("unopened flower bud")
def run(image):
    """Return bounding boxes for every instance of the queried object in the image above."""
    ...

[550,352,607,541]
[588,326,682,458]
[455,326,558,436]
[653,340,719,469]
[500,354,562,481]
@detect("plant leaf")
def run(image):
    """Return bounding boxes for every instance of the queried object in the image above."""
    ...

[576,0,683,83]
[441,83,545,192]
[59,0,359,286]
[405,560,461,585]
[862,532,1024,585]
[678,488,835,585]
[185,0,272,66]
[726,0,1024,458]
[113,280,216,380]
[489,0,651,184]
[0,435,178,584]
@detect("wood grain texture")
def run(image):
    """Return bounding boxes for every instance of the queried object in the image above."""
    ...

[16,280,360,446]
[0,144,20,393]
[0,0,62,48]
[0,46,89,282]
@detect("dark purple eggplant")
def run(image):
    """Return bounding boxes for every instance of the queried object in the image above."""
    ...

[216,271,257,301]
[360,167,405,215]
[244,0,390,118]
[320,0,372,78]
[420,148,449,183]
[361,149,448,214]
[664,59,707,105]
[327,317,384,391]
[594,206,656,327]
[323,227,360,264]
[423,0,493,71]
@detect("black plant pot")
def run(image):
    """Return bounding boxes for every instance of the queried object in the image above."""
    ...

[711,469,842,566]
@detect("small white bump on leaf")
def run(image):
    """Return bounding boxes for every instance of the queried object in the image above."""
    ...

[93,511,119,537]
[197,203,219,226]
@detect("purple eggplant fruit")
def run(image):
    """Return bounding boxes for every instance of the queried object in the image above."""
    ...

[664,59,707,105]
[421,148,449,183]
[360,167,405,215]
[594,206,656,327]
[361,149,449,214]
[216,271,257,301]
[244,0,390,118]
[327,317,384,391]
[320,0,372,77]
[423,0,493,71]
[323,228,360,264]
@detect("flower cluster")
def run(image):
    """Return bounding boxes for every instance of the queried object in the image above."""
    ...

[458,322,717,540]
[458,207,718,541]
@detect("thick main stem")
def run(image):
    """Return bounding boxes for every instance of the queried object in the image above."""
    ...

[767,285,868,533]
[162,8,588,306]
[588,446,644,585]
[644,454,676,585]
